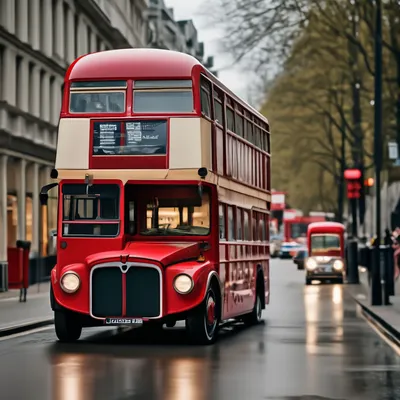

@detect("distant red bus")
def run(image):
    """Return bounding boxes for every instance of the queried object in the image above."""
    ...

[41,49,271,345]
[284,216,326,243]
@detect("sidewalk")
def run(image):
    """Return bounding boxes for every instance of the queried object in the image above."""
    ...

[347,267,400,347]
[0,282,53,337]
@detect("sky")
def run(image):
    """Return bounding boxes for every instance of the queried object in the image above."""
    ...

[164,0,251,103]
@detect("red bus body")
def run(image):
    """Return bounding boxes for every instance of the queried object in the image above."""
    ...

[305,222,346,284]
[284,216,326,243]
[43,49,271,344]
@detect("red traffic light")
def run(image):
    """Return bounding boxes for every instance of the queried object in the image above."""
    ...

[344,168,362,180]
[347,181,361,199]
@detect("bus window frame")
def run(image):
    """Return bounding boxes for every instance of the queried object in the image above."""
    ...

[59,180,123,239]
[66,80,129,114]
[132,79,196,115]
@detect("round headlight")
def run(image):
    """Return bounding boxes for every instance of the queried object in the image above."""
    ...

[60,272,80,293]
[173,274,194,294]
[333,260,344,270]
[306,258,317,270]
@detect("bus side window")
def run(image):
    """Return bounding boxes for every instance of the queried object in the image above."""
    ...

[201,77,211,118]
[243,210,250,240]
[227,206,235,241]
[252,212,258,241]
[219,204,226,240]
[237,208,243,240]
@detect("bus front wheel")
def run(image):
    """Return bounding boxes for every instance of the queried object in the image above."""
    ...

[54,310,82,342]
[186,285,220,345]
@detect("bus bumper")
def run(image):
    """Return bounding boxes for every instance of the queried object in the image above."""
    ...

[51,260,218,326]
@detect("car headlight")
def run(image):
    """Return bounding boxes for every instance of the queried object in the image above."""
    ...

[333,260,344,270]
[60,272,80,293]
[306,258,317,270]
[173,274,194,294]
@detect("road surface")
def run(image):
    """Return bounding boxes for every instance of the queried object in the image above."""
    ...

[0,259,399,400]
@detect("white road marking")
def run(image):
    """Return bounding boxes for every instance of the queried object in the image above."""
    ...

[362,313,400,357]
[0,326,53,341]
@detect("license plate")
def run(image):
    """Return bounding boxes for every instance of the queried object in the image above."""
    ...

[104,318,143,326]
[320,265,332,272]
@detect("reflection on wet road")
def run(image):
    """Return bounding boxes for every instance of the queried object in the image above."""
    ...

[0,259,399,400]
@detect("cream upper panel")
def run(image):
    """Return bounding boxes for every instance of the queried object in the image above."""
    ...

[55,119,90,170]
[55,117,212,171]
[169,117,211,170]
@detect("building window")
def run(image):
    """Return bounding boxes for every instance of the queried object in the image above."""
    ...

[28,62,34,113]
[7,195,18,247]
[26,196,33,243]
[15,55,22,108]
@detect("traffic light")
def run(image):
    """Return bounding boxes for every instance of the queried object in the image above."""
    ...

[344,169,362,199]
[364,177,374,195]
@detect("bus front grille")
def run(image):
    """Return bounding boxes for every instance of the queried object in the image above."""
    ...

[126,267,161,317]
[91,267,123,317]
[91,264,161,319]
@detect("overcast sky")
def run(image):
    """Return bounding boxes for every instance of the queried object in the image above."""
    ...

[165,0,250,102]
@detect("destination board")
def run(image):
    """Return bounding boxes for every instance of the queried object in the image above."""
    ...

[92,120,167,155]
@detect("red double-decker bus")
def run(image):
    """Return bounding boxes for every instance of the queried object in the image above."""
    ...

[40,49,271,345]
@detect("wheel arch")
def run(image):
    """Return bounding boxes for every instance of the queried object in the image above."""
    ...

[205,271,223,319]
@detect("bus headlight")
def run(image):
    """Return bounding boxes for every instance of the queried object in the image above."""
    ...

[173,274,194,294]
[306,258,317,270]
[333,260,344,271]
[60,272,80,293]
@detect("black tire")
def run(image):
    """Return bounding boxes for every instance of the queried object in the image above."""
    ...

[305,278,312,285]
[336,277,344,284]
[243,289,263,326]
[54,310,82,342]
[186,285,220,345]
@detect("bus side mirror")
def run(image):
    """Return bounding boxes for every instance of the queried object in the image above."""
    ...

[40,193,48,206]
[40,182,59,206]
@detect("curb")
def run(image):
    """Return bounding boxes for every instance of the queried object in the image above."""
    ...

[354,299,400,349]
[0,318,54,338]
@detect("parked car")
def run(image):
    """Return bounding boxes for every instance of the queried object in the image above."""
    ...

[280,241,302,259]
[293,249,307,270]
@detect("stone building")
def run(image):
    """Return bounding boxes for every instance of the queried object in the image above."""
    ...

[147,0,215,73]
[0,0,148,288]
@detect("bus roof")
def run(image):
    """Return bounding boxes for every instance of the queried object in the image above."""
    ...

[308,222,345,233]
[66,48,200,81]
[66,48,268,124]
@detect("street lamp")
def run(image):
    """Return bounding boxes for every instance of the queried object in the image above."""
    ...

[371,0,382,305]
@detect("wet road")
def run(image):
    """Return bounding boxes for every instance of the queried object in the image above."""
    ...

[1,259,399,400]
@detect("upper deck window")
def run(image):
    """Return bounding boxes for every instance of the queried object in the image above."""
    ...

[133,80,193,113]
[69,80,127,113]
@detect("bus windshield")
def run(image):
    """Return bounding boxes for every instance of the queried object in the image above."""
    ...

[62,184,120,237]
[290,223,308,239]
[139,186,210,236]
[311,234,340,252]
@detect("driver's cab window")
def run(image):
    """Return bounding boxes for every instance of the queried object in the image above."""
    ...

[141,185,211,236]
